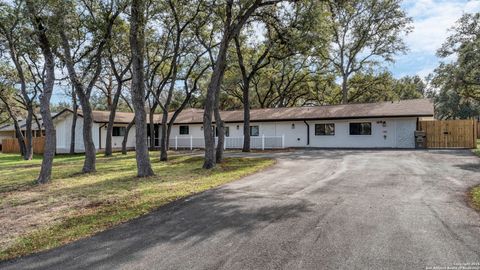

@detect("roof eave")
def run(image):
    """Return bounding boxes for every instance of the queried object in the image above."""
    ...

[172,114,434,124]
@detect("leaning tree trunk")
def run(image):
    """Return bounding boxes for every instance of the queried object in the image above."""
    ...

[26,0,56,184]
[130,0,154,177]
[59,30,96,173]
[242,83,251,152]
[122,119,135,155]
[70,90,77,154]
[13,118,27,157]
[203,35,230,169]
[8,29,33,160]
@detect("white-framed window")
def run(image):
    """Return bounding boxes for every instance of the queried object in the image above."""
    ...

[250,126,259,136]
[179,125,189,135]
[349,122,372,135]
[315,123,335,136]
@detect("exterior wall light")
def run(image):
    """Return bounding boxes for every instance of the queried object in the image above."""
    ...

[291,123,295,129]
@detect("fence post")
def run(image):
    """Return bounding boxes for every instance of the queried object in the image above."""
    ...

[262,134,265,150]
[190,135,193,150]
[282,134,285,149]
[175,136,178,150]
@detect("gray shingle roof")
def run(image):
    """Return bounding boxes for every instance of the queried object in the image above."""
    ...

[54,99,434,125]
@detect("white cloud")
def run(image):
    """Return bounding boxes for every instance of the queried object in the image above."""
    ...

[403,0,480,54]
[389,0,480,78]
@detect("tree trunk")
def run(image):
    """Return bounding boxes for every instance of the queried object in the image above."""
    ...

[14,120,27,157]
[26,0,56,184]
[105,82,123,156]
[203,36,230,169]
[6,26,33,160]
[214,72,225,163]
[214,107,225,163]
[106,78,113,110]
[79,102,96,173]
[159,110,169,161]
[202,0,264,168]
[70,89,77,154]
[59,30,96,173]
[242,83,251,152]
[122,119,135,155]
[149,104,156,151]
[37,90,56,184]
[341,74,348,104]
[24,108,33,160]
[130,0,154,177]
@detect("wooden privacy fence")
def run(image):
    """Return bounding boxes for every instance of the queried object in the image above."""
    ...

[478,121,480,139]
[1,137,45,154]
[418,120,477,149]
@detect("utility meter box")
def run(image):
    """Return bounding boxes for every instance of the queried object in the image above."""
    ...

[414,130,426,149]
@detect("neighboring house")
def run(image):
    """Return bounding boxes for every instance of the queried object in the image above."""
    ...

[0,115,46,149]
[47,99,434,153]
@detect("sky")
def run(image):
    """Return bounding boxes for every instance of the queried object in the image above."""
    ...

[389,0,480,79]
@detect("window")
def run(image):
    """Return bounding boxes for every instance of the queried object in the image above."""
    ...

[349,122,371,135]
[315,123,335,136]
[179,125,189,135]
[112,127,126,136]
[250,126,259,136]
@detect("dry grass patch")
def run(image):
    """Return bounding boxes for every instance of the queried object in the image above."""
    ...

[0,152,274,261]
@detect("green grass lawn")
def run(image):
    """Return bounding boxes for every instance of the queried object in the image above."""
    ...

[0,152,274,261]
[470,140,480,211]
[474,139,480,157]
[470,186,480,211]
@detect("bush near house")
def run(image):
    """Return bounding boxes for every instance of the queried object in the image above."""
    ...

[0,153,274,261]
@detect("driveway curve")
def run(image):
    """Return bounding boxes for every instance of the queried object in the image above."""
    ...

[1,150,480,270]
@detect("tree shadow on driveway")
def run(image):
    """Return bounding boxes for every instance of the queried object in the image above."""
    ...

[1,188,312,270]
[454,163,480,173]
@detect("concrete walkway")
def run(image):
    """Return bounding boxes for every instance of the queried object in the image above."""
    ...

[2,150,480,269]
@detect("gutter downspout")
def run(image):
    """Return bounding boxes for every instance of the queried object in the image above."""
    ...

[303,120,310,146]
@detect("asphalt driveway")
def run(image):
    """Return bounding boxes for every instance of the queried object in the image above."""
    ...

[2,150,480,270]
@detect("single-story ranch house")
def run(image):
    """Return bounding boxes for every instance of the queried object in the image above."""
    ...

[0,99,434,153]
